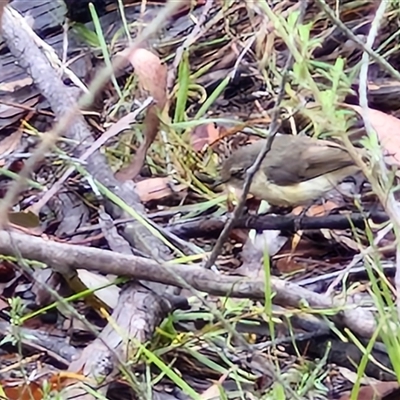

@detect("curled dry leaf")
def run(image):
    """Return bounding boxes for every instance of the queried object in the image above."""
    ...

[348,104,400,167]
[135,177,186,203]
[115,48,168,181]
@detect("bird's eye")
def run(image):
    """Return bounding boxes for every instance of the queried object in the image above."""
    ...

[230,167,245,178]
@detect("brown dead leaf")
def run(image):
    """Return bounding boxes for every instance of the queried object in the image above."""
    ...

[275,257,306,274]
[191,123,221,152]
[338,382,400,400]
[8,159,24,174]
[115,48,168,181]
[135,177,185,202]
[347,104,400,167]
[200,372,229,400]
[291,201,338,217]
[274,235,327,274]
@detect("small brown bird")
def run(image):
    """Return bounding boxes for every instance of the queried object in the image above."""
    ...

[220,135,360,207]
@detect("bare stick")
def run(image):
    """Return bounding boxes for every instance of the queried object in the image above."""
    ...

[315,0,400,82]
[356,1,400,319]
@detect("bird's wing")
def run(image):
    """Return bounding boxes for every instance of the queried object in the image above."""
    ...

[301,140,355,181]
[266,139,355,185]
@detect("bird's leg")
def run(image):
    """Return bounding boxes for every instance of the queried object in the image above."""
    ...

[271,205,293,215]
[258,204,293,216]
[293,203,313,232]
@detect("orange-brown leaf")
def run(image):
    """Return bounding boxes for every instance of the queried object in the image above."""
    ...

[338,381,400,400]
[126,48,167,108]
[191,123,221,152]
[135,177,185,202]
[348,105,400,167]
[115,48,168,181]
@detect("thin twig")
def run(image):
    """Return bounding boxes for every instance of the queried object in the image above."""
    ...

[325,223,393,295]
[355,0,400,319]
[315,0,400,82]
[168,0,214,89]
[318,0,400,242]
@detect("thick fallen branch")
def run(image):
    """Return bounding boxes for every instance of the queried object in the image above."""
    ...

[1,229,377,339]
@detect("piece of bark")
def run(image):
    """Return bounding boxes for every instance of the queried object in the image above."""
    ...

[66,284,168,399]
